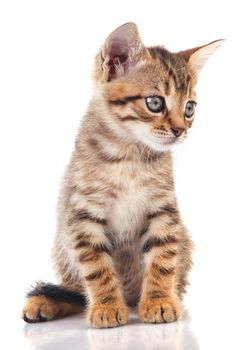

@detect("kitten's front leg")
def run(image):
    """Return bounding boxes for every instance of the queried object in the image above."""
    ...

[138,206,187,323]
[69,210,128,328]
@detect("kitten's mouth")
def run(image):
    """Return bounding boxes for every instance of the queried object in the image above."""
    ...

[134,129,183,152]
[153,132,187,145]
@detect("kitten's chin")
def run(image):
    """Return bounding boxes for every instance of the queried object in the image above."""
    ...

[136,133,176,153]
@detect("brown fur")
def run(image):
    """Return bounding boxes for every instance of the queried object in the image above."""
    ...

[22,23,223,328]
[22,296,83,321]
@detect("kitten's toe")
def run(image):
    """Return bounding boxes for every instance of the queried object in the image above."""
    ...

[22,296,59,323]
[138,297,182,323]
[87,301,128,328]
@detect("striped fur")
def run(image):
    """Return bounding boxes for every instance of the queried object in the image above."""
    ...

[22,22,223,328]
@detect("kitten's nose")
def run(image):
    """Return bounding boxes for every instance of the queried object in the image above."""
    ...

[171,127,185,137]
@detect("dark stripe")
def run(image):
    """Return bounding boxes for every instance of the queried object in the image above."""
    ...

[169,67,179,91]
[120,115,139,122]
[76,240,111,255]
[79,252,100,263]
[140,224,149,237]
[158,266,175,276]
[75,232,90,241]
[161,249,177,258]
[131,108,153,122]
[100,295,116,304]
[164,80,170,95]
[69,210,107,226]
[142,235,178,253]
[147,205,179,221]
[148,291,167,300]
[152,263,175,277]
[93,243,111,254]
[137,113,153,122]
[115,112,152,124]
[76,210,107,225]
[109,95,142,105]
[85,270,104,281]
[75,240,90,249]
[74,231,111,255]
[100,274,113,286]
[97,150,126,163]
[79,242,111,262]
[26,282,86,306]
[96,286,117,301]
[87,138,99,147]
[76,233,83,240]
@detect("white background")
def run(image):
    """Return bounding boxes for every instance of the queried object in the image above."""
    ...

[0,1,252,349]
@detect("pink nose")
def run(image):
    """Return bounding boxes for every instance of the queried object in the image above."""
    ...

[171,127,185,137]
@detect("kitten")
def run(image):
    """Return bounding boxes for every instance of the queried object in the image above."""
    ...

[22,23,223,328]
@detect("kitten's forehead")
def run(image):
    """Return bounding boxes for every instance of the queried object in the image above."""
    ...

[147,46,192,95]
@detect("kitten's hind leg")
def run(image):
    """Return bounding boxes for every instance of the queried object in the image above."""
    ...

[22,282,86,323]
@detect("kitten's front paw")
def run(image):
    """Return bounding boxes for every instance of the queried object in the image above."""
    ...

[138,297,182,323]
[87,301,128,328]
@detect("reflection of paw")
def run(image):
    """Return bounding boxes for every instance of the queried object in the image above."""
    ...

[138,297,182,323]
[22,296,59,323]
[87,302,128,328]
[87,322,131,350]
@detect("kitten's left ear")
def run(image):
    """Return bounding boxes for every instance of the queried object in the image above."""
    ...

[178,39,225,76]
[101,22,145,81]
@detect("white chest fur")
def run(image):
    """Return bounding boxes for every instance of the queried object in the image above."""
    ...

[105,162,149,241]
[108,180,147,240]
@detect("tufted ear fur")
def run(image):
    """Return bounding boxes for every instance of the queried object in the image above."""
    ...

[101,22,145,81]
[178,39,224,76]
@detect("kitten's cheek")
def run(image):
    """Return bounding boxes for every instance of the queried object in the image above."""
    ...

[131,125,151,141]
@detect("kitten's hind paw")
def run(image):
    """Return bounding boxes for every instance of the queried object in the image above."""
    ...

[22,296,59,323]
[138,297,182,323]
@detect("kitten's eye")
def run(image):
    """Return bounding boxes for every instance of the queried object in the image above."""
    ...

[185,101,197,119]
[145,96,165,113]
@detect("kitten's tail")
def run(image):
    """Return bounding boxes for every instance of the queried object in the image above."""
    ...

[22,281,86,323]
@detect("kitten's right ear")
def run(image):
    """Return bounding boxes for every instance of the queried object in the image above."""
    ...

[101,23,144,81]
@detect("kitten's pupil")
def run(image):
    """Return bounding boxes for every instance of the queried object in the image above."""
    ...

[146,96,165,113]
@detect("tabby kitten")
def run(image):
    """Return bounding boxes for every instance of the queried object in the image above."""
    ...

[22,23,223,328]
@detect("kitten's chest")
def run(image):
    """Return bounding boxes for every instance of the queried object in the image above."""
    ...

[105,162,158,240]
[107,179,147,239]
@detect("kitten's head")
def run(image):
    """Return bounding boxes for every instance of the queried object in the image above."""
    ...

[93,23,223,152]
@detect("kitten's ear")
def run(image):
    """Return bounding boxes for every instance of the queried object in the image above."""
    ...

[178,39,224,76]
[101,22,144,81]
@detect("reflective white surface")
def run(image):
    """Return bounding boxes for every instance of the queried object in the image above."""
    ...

[22,311,199,350]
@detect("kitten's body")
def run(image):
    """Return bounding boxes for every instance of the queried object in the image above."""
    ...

[22,23,223,328]
[54,109,190,306]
